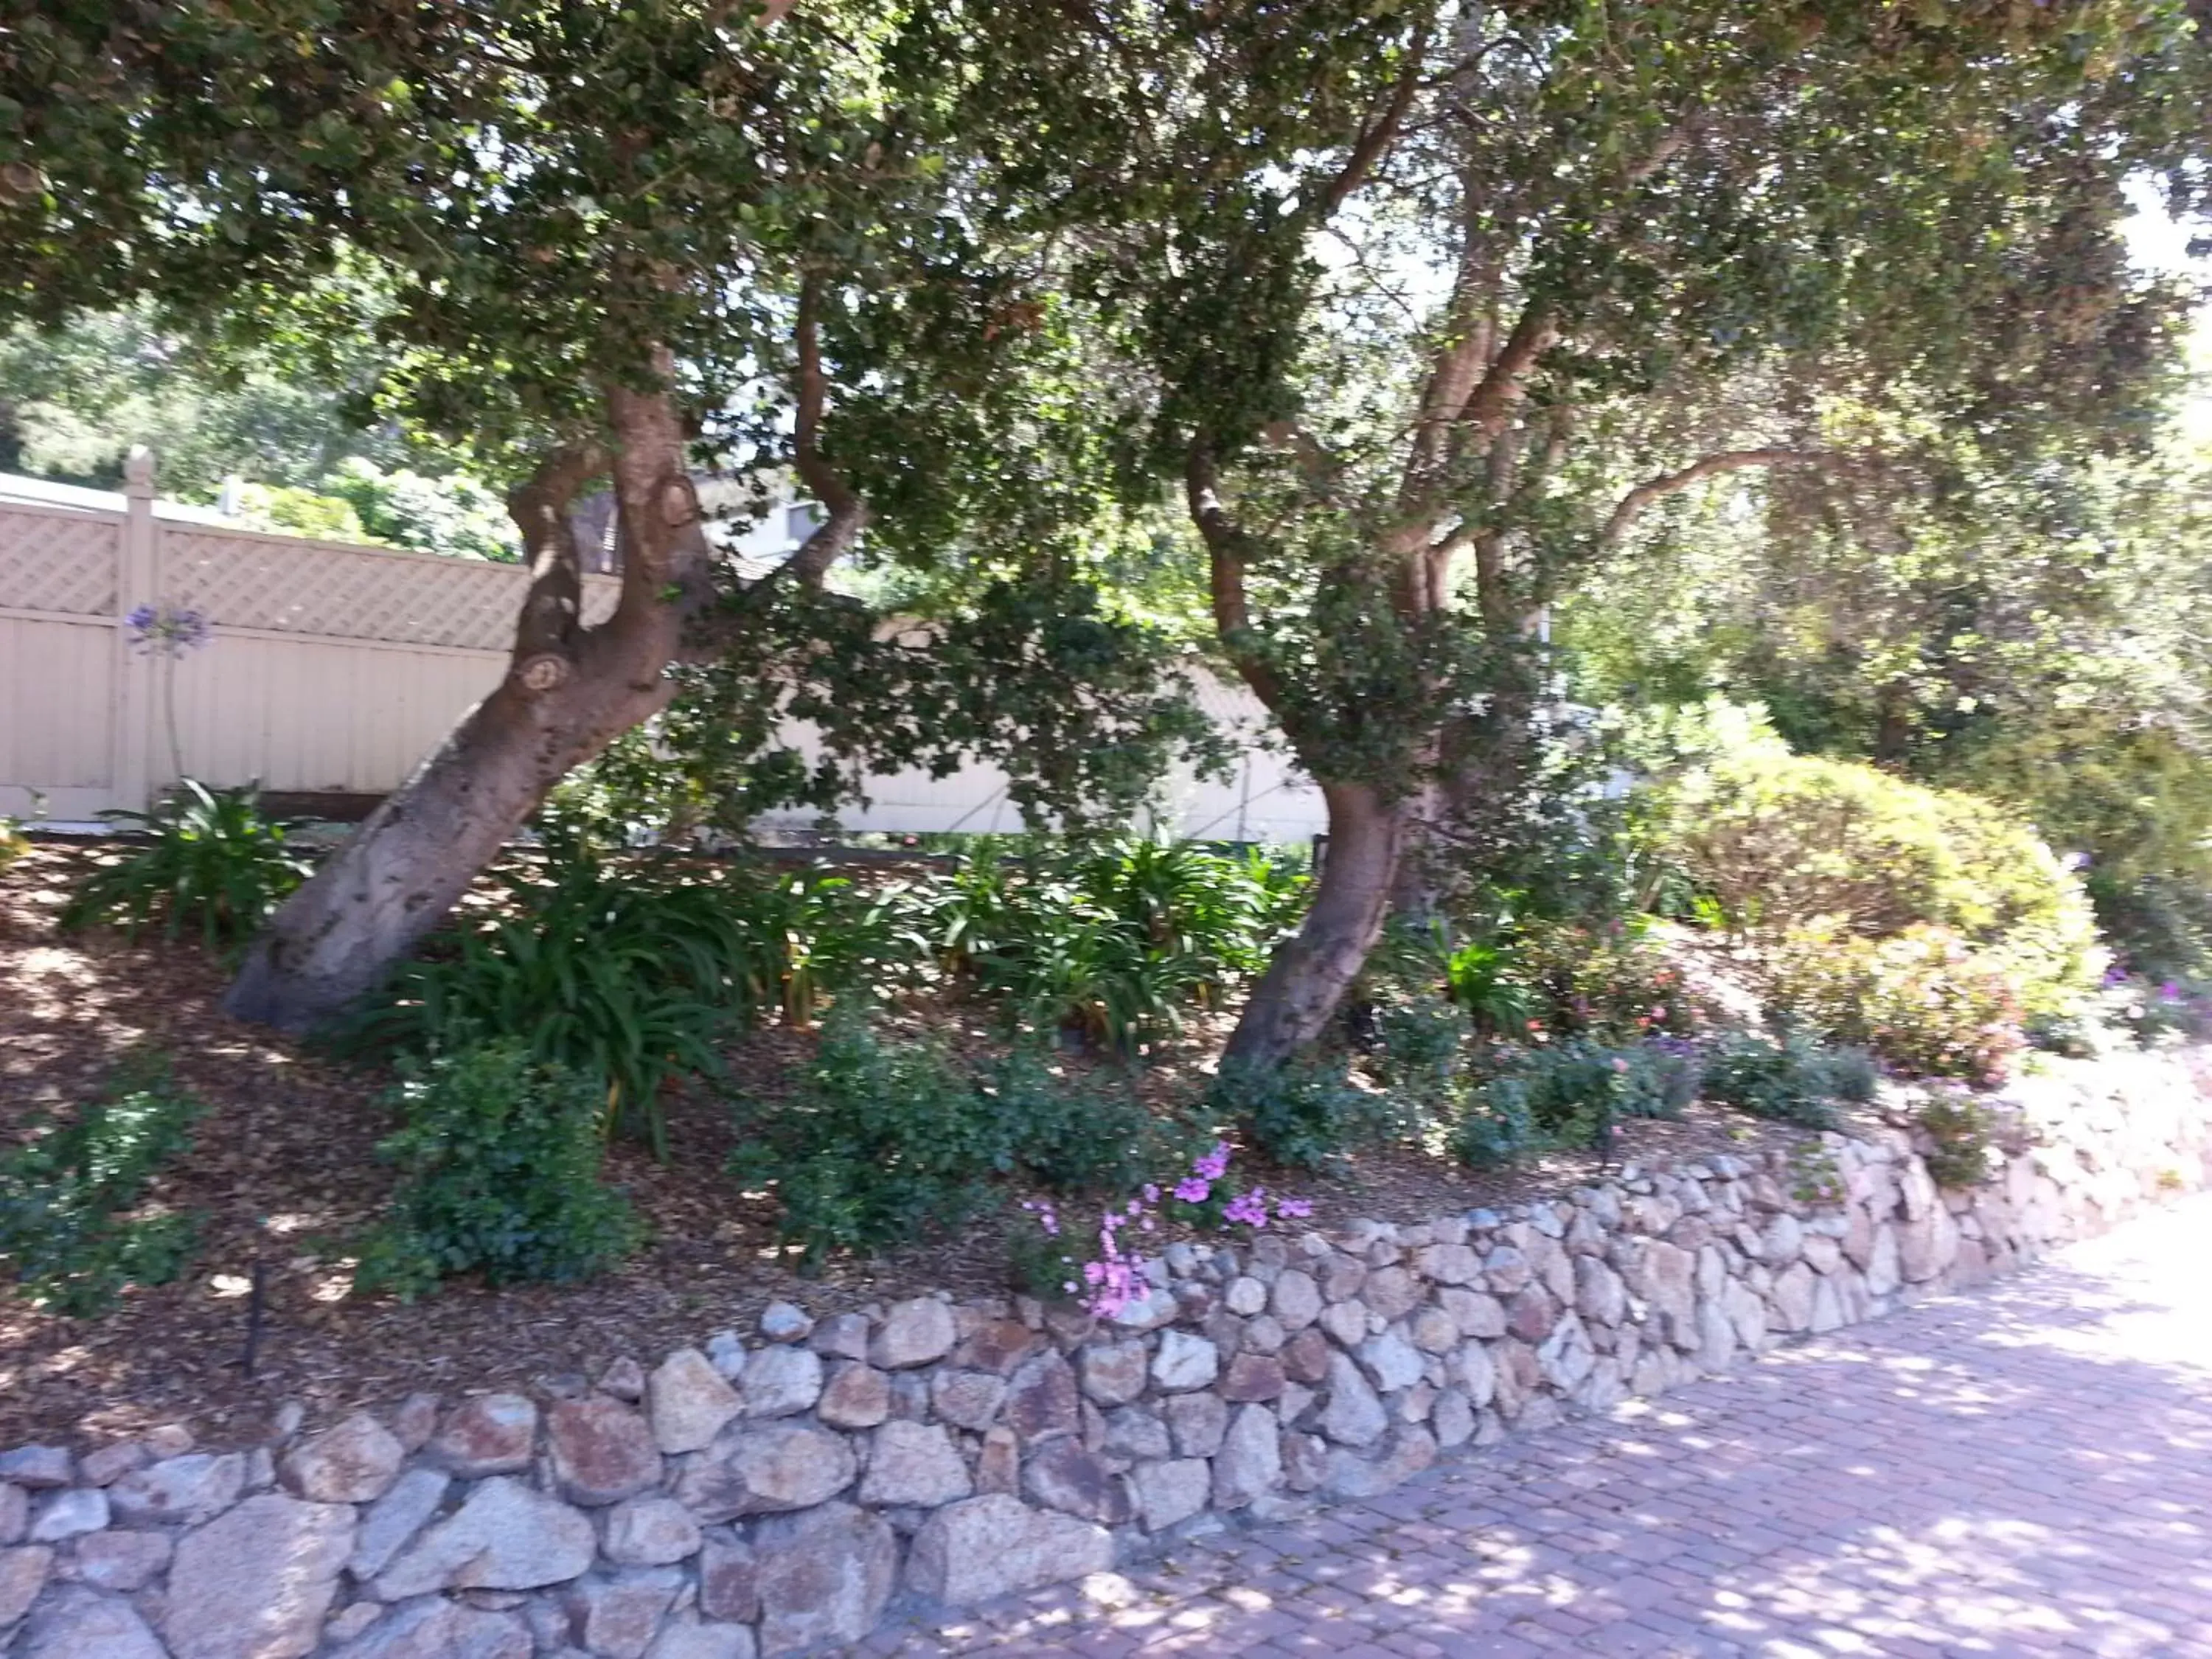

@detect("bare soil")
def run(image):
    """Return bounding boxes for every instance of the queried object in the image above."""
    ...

[0,842,1808,1452]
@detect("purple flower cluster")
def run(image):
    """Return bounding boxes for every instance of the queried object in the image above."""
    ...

[125,602,211,657]
[1025,1141,1313,1321]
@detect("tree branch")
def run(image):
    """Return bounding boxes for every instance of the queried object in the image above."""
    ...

[1455,299,1559,448]
[1437,121,1695,460]
[1186,438,1290,717]
[1599,448,1825,548]
[1310,21,1433,220]
[506,441,606,693]
[781,273,869,586]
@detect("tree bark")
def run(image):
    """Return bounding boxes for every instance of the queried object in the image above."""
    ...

[223,370,710,1031]
[1222,781,1405,1072]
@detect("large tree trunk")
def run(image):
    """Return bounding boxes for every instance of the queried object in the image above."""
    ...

[1223,780,1405,1071]
[223,373,709,1031]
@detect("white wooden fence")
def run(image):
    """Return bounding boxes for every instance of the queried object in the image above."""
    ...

[0,459,1324,841]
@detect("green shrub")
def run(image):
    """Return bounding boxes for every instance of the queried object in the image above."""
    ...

[979,1047,1174,1197]
[1509,919,1700,1041]
[1765,924,2023,1083]
[1213,1053,1398,1169]
[1700,1031,1876,1128]
[731,1014,1019,1261]
[720,863,938,1022]
[977,900,1203,1051]
[1451,1085,1544,1170]
[1916,1093,1999,1187]
[1452,1037,1697,1169]
[58,779,314,955]
[1663,728,2101,1022]
[1373,996,1472,1101]
[734,1016,1178,1263]
[0,1054,201,1316]
[1372,907,1694,1046]
[355,1043,640,1300]
[1439,936,1537,1034]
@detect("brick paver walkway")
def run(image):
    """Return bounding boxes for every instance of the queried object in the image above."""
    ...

[885,1194,2212,1658]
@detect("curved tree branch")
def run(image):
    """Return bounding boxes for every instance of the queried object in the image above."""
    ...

[1599,447,1826,548]
[1311,21,1433,221]
[1455,299,1559,448]
[1186,438,1290,717]
[781,272,870,586]
[507,441,608,693]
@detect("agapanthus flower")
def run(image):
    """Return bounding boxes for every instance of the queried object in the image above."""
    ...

[125,602,211,657]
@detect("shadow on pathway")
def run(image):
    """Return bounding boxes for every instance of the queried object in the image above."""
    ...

[872,1195,2212,1658]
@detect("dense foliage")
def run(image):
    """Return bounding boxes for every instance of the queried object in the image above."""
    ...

[0,1054,201,1316]
[1699,1033,1879,1130]
[329,832,1303,1159]
[1658,709,2104,1019]
[13,1,2212,1307]
[355,1043,641,1301]
[730,1013,1172,1262]
[58,780,314,956]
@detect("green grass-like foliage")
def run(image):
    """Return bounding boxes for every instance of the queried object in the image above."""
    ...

[336,850,777,1158]
[355,1042,641,1301]
[731,1012,1165,1262]
[1700,1031,1877,1129]
[0,1053,201,1317]
[340,836,1285,1158]
[939,840,1310,1051]
[58,779,314,955]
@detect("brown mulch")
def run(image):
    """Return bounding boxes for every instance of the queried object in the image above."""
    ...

[0,842,1810,1454]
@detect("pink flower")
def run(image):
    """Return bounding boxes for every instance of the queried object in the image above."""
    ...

[1275,1197,1313,1220]
[1223,1188,1270,1228]
[1174,1177,1211,1204]
[1193,1141,1231,1182]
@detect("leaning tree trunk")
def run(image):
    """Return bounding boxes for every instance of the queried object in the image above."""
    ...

[223,375,709,1032]
[1222,780,1406,1072]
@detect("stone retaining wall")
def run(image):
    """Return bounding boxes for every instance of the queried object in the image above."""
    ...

[4,1048,2210,1658]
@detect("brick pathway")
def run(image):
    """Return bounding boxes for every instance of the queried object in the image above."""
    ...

[879,1194,2212,1658]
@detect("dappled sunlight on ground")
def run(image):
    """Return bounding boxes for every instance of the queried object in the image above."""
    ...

[875,1195,2212,1657]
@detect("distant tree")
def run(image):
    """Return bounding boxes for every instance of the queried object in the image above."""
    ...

[968,0,2212,1068]
[1567,425,2212,976]
[1,2,1210,1026]
[0,306,413,494]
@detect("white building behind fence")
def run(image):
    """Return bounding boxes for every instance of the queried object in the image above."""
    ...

[0,459,1324,843]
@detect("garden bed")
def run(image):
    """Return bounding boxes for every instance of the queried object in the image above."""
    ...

[0,842,1810,1452]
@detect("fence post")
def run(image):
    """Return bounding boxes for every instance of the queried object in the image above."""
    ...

[111,445,159,813]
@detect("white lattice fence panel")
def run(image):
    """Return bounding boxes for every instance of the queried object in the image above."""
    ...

[164,530,528,650]
[0,507,119,616]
